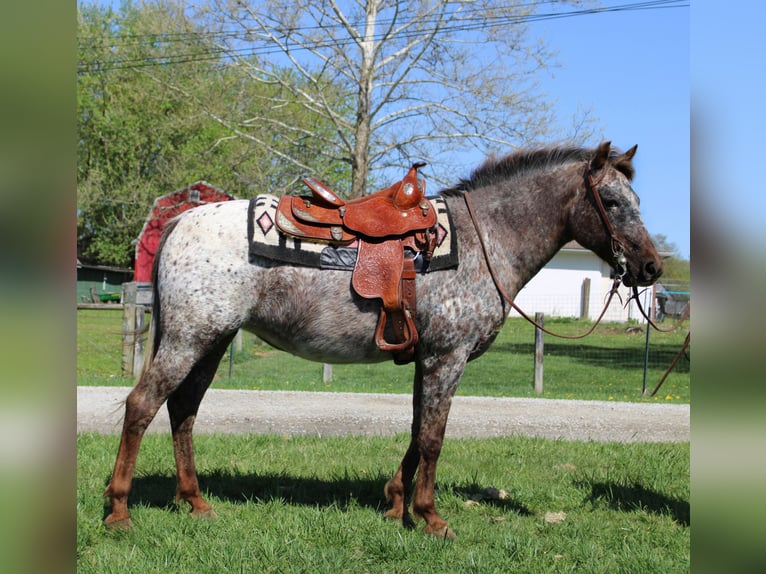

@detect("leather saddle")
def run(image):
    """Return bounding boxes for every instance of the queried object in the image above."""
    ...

[276,163,437,364]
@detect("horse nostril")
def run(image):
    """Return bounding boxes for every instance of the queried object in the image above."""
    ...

[644,261,660,278]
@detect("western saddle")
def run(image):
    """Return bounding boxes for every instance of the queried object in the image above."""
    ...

[276,163,437,364]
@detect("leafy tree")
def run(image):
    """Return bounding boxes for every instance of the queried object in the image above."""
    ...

[652,233,690,287]
[77,0,349,267]
[78,1,225,266]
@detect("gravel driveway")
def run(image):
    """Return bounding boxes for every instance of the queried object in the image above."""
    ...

[77,386,689,443]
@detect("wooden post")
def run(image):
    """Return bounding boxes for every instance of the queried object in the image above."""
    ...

[121,303,136,377]
[229,339,235,379]
[323,363,333,383]
[580,277,591,320]
[122,304,147,378]
[132,305,146,377]
[534,312,544,395]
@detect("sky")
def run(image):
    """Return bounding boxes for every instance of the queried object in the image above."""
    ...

[87,0,691,259]
[530,3,690,258]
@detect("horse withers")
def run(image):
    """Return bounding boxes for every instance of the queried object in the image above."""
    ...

[103,142,662,538]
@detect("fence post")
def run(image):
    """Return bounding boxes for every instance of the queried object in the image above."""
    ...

[534,312,544,395]
[121,303,136,377]
[132,305,146,377]
[581,277,591,319]
[122,303,147,378]
[323,363,333,383]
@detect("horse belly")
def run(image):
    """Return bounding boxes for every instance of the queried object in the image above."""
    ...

[243,263,389,364]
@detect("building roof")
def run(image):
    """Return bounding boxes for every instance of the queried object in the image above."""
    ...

[76,259,133,273]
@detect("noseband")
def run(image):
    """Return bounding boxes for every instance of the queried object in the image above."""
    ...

[584,160,628,280]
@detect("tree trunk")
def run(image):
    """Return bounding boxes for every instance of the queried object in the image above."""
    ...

[350,0,377,198]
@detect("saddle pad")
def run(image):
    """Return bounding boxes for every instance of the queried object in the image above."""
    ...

[248,194,459,272]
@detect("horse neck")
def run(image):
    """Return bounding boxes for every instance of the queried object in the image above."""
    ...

[459,163,579,294]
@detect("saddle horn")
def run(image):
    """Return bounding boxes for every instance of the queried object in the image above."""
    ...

[393,162,428,210]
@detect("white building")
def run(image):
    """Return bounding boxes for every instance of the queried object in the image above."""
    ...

[511,241,657,323]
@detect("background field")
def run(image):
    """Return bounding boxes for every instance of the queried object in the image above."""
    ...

[77,309,690,403]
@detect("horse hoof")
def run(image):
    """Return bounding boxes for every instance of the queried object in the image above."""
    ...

[190,508,218,520]
[426,525,456,540]
[103,515,133,531]
[384,508,403,520]
[402,514,417,530]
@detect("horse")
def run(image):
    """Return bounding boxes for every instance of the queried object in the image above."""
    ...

[103,141,663,538]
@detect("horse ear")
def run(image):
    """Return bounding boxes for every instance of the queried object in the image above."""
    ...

[591,141,611,170]
[621,144,638,162]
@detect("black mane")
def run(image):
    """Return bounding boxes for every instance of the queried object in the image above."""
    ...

[440,145,634,196]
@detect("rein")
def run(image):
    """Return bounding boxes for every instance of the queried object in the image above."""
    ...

[629,284,691,397]
[631,285,690,333]
[462,159,627,340]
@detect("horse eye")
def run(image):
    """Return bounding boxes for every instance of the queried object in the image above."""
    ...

[603,199,620,210]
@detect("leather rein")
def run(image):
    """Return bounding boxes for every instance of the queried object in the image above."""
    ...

[463,159,627,340]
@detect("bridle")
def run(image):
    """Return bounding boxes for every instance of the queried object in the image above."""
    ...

[584,160,628,282]
[585,158,690,335]
[463,158,628,340]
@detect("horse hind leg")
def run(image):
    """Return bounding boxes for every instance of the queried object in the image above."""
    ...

[167,335,234,519]
[103,340,213,529]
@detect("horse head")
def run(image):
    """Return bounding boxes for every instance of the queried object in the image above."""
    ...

[570,141,663,287]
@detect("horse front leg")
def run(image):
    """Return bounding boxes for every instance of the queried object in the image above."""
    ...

[386,354,464,538]
[411,393,458,540]
[384,361,423,528]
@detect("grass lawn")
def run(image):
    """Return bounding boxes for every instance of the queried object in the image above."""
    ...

[78,309,690,403]
[78,433,689,573]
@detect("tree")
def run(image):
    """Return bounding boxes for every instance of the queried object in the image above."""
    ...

[78,1,229,266]
[77,0,349,266]
[200,0,585,196]
[652,233,690,287]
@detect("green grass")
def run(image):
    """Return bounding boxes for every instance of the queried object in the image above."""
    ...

[77,309,690,402]
[78,433,689,573]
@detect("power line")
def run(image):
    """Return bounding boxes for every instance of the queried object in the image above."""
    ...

[81,0,688,71]
[79,0,688,74]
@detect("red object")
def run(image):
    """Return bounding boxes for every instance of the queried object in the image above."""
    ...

[134,181,236,282]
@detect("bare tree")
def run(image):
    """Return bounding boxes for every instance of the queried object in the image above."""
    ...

[202,0,582,196]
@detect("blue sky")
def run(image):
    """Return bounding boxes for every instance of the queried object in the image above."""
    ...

[531,3,690,258]
[88,0,691,258]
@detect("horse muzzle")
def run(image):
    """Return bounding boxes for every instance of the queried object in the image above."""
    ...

[622,255,663,287]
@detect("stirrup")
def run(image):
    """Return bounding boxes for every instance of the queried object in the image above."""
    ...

[374,307,418,353]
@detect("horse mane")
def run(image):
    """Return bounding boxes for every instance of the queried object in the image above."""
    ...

[440,145,635,196]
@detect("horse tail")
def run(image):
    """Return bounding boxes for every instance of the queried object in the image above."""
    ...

[136,215,183,380]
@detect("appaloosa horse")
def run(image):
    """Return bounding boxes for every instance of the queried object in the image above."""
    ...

[104,142,662,538]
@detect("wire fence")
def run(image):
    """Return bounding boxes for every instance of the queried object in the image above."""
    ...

[77,292,690,402]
